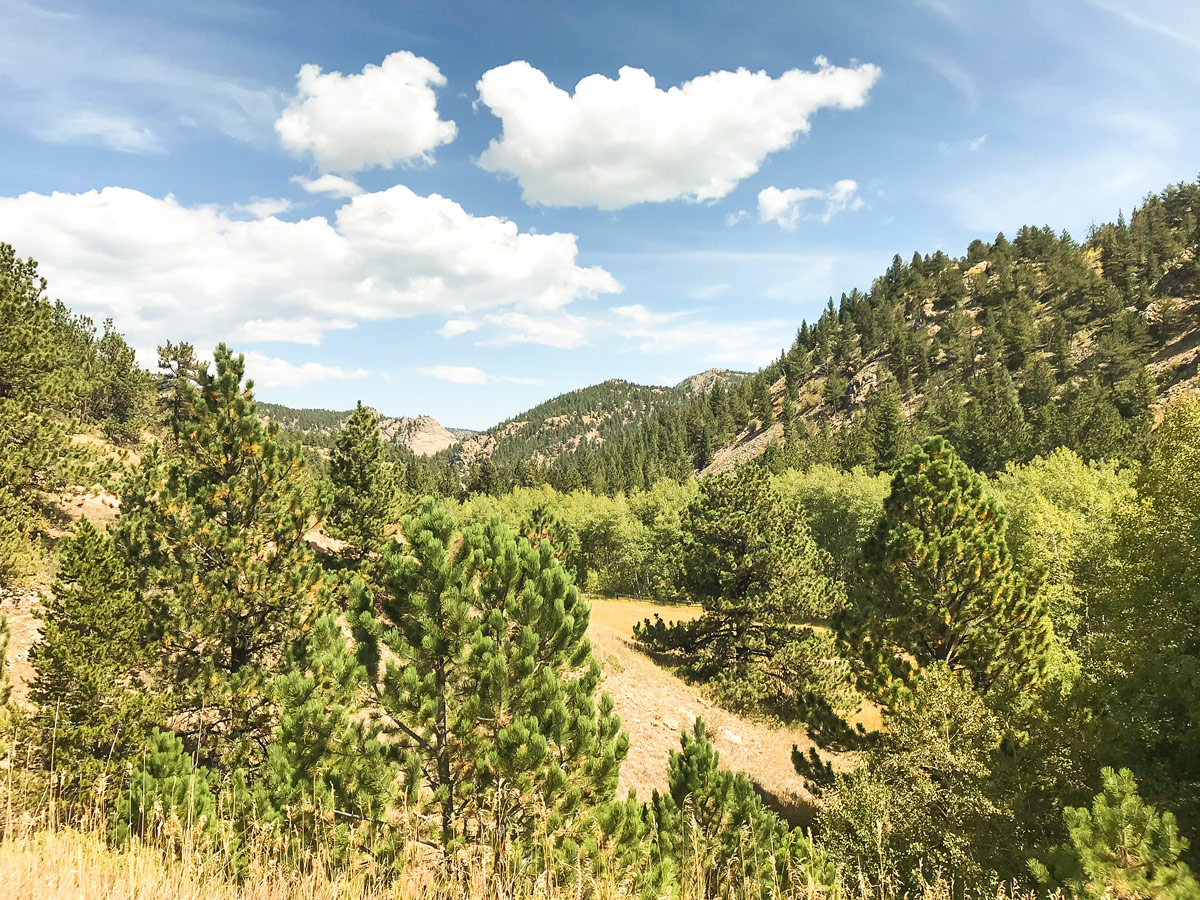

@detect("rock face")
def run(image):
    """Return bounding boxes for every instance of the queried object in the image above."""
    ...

[454,431,498,468]
[376,414,459,456]
[674,368,747,397]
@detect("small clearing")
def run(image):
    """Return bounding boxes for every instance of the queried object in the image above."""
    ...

[588,597,828,822]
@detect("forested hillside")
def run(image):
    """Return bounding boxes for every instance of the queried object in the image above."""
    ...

[448,369,746,490]
[234,174,1200,501]
[511,180,1199,494]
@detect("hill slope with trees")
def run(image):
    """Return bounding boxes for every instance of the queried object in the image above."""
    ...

[513,179,1199,494]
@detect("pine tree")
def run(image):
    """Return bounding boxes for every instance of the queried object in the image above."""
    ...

[327,401,397,560]
[254,611,394,848]
[752,376,774,428]
[357,501,627,858]
[635,467,849,716]
[961,364,1030,472]
[86,319,152,445]
[844,436,1050,697]
[823,369,849,412]
[1032,768,1199,900]
[0,244,90,584]
[652,719,834,900]
[118,345,328,768]
[864,374,906,472]
[29,518,164,777]
[521,500,584,584]
[113,729,219,848]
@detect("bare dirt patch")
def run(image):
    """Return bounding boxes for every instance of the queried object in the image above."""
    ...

[588,597,834,823]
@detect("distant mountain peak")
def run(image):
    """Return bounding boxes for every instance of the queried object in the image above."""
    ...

[675,368,748,396]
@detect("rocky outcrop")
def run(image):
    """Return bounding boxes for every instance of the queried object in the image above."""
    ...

[674,368,747,397]
[376,414,459,456]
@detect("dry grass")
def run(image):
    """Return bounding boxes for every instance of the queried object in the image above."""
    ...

[0,827,381,900]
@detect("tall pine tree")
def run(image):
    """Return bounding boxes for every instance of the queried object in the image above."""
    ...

[635,466,850,716]
[843,436,1050,697]
[30,518,163,778]
[117,345,328,768]
[327,401,397,561]
[356,501,627,858]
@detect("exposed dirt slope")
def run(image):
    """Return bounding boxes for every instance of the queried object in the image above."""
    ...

[588,598,832,821]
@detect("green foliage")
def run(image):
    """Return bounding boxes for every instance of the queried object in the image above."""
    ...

[635,466,852,718]
[773,465,889,584]
[254,612,394,850]
[0,245,90,584]
[1091,395,1200,836]
[845,436,1050,697]
[1031,767,1199,900]
[652,719,835,899]
[117,345,328,769]
[30,518,164,777]
[820,664,1009,896]
[357,500,627,856]
[993,449,1134,644]
[113,728,219,848]
[327,401,397,559]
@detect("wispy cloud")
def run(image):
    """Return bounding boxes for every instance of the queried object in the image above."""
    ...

[614,308,788,367]
[242,351,368,388]
[34,111,164,154]
[418,365,544,386]
[912,0,969,28]
[480,311,599,349]
[915,50,980,111]
[0,0,280,150]
[1088,1,1200,50]
[233,197,292,219]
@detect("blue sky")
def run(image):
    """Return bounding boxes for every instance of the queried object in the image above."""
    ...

[1,0,1197,428]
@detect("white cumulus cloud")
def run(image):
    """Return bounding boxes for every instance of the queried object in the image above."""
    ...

[418,365,543,386]
[476,58,881,209]
[276,51,457,174]
[757,179,864,229]
[0,184,620,360]
[292,174,364,198]
[437,318,480,338]
[481,311,598,349]
[242,352,368,388]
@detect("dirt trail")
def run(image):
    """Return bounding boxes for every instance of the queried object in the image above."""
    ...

[588,597,825,821]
